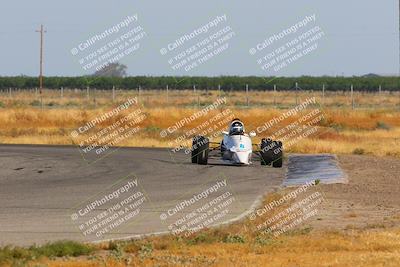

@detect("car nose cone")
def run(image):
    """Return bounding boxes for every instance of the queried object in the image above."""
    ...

[234,151,250,165]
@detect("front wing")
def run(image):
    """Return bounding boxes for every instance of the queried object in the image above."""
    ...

[207,142,264,163]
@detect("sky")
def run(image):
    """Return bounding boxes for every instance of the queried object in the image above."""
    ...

[0,0,398,77]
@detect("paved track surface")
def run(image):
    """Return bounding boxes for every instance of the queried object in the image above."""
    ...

[0,145,285,246]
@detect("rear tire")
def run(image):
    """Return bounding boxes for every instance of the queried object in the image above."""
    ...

[272,141,283,168]
[260,138,273,165]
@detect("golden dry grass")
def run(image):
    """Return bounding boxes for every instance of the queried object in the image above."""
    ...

[2,88,400,108]
[29,230,400,267]
[0,89,399,157]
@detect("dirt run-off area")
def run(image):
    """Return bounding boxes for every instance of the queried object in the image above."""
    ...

[308,155,400,230]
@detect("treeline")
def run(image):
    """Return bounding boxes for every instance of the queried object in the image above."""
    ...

[0,76,399,91]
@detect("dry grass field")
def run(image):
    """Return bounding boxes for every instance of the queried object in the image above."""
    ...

[30,230,400,267]
[0,89,399,157]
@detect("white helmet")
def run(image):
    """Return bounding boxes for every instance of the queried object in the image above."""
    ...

[229,119,245,135]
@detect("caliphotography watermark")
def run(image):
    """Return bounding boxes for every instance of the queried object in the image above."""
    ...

[70,97,147,163]
[70,176,147,241]
[160,14,235,73]
[167,108,234,152]
[249,180,325,238]
[157,96,235,166]
[249,14,325,72]
[176,109,234,155]
[70,14,147,73]
[159,96,227,138]
[255,97,327,155]
[159,177,236,237]
[166,109,236,166]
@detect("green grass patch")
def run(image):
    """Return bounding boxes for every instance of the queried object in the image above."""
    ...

[223,234,246,244]
[0,241,94,264]
[375,121,391,130]
[29,100,41,107]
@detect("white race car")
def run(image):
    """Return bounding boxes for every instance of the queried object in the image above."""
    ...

[191,119,283,167]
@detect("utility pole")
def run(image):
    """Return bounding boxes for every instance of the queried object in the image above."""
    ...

[246,84,249,107]
[351,84,354,110]
[36,25,46,109]
[35,25,46,90]
[112,85,115,102]
[166,84,169,103]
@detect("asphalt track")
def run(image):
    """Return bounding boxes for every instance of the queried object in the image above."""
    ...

[0,144,285,246]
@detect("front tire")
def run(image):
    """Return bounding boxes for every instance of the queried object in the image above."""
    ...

[192,136,209,165]
[260,139,283,168]
[196,136,209,165]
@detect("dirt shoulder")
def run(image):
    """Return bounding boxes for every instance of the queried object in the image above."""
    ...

[309,154,400,230]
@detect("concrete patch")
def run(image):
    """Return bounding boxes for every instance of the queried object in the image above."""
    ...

[284,154,348,186]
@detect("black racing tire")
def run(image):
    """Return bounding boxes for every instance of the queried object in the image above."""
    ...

[220,141,226,153]
[260,138,273,166]
[191,136,200,163]
[196,136,209,165]
[272,141,283,168]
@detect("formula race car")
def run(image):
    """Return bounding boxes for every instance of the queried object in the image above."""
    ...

[191,119,283,167]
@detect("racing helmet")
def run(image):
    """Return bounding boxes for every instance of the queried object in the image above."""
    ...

[229,119,245,135]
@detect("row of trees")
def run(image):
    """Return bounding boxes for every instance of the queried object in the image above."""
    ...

[0,76,399,91]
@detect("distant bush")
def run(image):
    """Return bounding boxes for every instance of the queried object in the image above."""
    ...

[187,233,218,245]
[375,121,391,130]
[29,100,41,106]
[353,148,365,155]
[138,243,153,257]
[46,101,58,107]
[223,234,245,244]
[65,101,79,107]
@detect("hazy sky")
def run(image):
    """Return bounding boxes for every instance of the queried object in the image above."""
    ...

[0,0,398,76]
